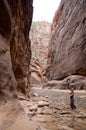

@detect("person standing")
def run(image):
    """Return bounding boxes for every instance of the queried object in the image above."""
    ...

[70,87,77,110]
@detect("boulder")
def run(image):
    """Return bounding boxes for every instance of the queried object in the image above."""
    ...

[44,75,86,89]
[29,104,38,111]
[38,101,49,107]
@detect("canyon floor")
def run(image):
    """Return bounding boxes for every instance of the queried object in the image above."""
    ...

[0,88,86,130]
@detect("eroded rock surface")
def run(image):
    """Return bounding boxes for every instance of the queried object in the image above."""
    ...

[0,35,16,97]
[8,0,33,94]
[19,88,86,130]
[0,100,35,130]
[44,75,86,90]
[0,0,33,97]
[30,22,51,87]
[0,1,34,129]
[0,0,12,38]
[47,0,86,80]
[0,0,16,97]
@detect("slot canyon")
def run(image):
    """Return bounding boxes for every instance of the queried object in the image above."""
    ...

[0,0,86,130]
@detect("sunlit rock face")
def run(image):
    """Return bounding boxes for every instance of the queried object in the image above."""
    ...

[0,0,33,97]
[30,22,51,87]
[47,0,86,80]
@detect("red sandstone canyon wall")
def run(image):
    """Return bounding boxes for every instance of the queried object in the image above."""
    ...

[0,0,33,97]
[47,0,86,80]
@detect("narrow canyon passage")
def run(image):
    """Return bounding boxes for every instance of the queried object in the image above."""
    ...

[29,21,51,88]
[0,0,86,130]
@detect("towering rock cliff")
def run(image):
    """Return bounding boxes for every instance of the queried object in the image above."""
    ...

[0,0,33,97]
[47,0,86,80]
[30,22,51,87]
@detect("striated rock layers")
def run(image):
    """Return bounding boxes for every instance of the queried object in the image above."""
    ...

[47,0,86,80]
[0,0,33,97]
[30,22,51,87]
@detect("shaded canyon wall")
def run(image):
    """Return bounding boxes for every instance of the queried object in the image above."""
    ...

[47,0,86,81]
[0,0,33,97]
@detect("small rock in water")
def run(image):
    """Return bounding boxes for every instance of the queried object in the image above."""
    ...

[17,95,26,100]
[29,104,38,111]
[40,97,49,102]
[37,108,44,114]
[58,125,74,130]
[38,101,49,107]
[59,111,71,115]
